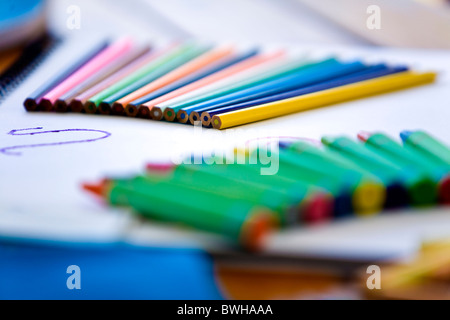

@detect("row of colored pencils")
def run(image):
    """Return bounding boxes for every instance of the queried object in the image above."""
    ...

[24,38,437,129]
[83,130,450,250]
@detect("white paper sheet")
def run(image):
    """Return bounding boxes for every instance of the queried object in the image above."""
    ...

[1,0,449,262]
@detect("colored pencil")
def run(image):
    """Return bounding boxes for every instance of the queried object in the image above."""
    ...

[123,46,235,117]
[107,43,208,115]
[184,60,372,124]
[83,43,180,114]
[110,44,210,115]
[211,71,436,129]
[150,50,286,121]
[133,50,259,119]
[156,53,300,121]
[177,59,364,124]
[123,53,239,117]
[200,65,407,126]
[162,56,318,122]
[38,38,134,111]
[54,45,151,112]
[23,40,108,111]
[70,49,159,113]
[99,43,202,115]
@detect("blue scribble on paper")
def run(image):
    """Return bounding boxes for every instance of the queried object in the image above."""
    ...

[0,127,111,156]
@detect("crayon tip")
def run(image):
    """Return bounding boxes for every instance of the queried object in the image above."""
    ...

[439,176,450,205]
[146,163,175,173]
[241,209,277,251]
[279,141,291,149]
[357,131,372,142]
[352,182,385,215]
[320,136,334,146]
[302,193,333,224]
[82,180,108,197]
[400,130,414,142]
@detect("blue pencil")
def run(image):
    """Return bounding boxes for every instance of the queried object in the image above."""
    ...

[176,60,367,123]
[199,65,408,126]
[125,49,259,117]
[129,49,259,107]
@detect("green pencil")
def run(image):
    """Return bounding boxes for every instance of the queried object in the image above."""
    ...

[83,43,196,114]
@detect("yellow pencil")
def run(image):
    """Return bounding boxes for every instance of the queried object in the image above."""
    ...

[211,71,437,130]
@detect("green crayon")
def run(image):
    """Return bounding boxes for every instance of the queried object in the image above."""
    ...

[156,162,334,224]
[357,132,438,205]
[400,130,450,204]
[321,136,430,207]
[401,130,450,165]
[83,175,277,251]
[247,147,386,216]
[148,165,304,225]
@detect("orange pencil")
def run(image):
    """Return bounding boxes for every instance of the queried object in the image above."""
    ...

[69,50,159,113]
[114,46,234,115]
[146,50,286,121]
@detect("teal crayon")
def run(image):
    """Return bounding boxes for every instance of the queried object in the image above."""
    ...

[400,130,450,204]
[146,162,334,225]
[321,136,427,207]
[357,132,440,205]
[83,175,277,251]
[148,164,306,226]
[400,130,450,166]
[286,140,408,208]
[245,147,386,216]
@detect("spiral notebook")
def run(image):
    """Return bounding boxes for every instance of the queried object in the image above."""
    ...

[0,34,60,104]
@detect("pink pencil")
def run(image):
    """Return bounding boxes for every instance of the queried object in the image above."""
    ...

[69,49,161,113]
[39,37,134,111]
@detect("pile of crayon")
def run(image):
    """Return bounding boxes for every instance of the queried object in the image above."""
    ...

[24,38,436,129]
[83,130,450,250]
